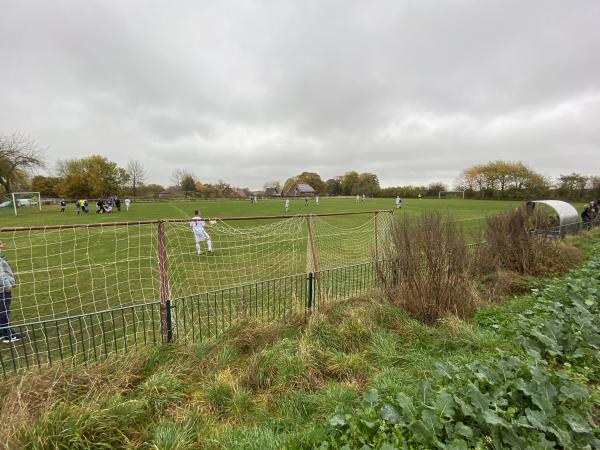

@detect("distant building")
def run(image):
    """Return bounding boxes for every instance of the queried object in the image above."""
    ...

[264,187,282,197]
[290,183,316,197]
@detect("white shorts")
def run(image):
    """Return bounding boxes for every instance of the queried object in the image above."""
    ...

[194,230,210,242]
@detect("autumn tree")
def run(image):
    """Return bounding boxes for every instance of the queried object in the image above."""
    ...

[341,171,360,195]
[30,175,61,197]
[282,177,297,195]
[57,155,129,198]
[557,173,588,200]
[325,177,342,196]
[0,133,45,194]
[356,173,380,196]
[296,172,325,194]
[460,161,549,199]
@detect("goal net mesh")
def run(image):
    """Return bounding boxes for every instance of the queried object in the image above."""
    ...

[0,211,393,373]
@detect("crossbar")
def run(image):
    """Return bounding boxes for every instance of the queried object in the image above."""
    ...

[0,210,393,233]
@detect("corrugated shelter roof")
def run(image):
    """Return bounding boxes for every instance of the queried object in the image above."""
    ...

[295,183,315,193]
[532,200,578,226]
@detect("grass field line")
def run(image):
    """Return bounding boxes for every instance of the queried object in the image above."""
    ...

[168,202,192,218]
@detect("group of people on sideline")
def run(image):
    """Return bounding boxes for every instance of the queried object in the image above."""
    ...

[581,201,599,229]
[60,197,131,214]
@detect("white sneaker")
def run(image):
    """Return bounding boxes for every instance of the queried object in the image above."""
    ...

[2,332,26,343]
[197,250,204,255]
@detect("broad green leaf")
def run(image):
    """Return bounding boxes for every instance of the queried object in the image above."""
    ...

[379,404,402,425]
[363,388,379,407]
[446,439,468,450]
[434,392,455,419]
[434,362,454,380]
[380,444,398,450]
[395,393,416,420]
[564,412,592,434]
[416,380,432,406]
[559,383,588,401]
[525,408,548,431]
[467,382,489,411]
[481,409,506,427]
[329,415,346,427]
[454,422,473,439]
[409,420,434,443]
[421,409,441,433]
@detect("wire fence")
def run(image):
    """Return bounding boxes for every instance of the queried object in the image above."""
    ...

[1,214,598,378]
[0,260,385,377]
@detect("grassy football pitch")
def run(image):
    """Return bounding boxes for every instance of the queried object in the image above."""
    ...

[0,196,521,226]
[0,197,525,372]
[0,197,520,321]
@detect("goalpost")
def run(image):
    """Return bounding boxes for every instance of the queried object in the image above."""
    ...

[0,210,394,375]
[10,191,42,216]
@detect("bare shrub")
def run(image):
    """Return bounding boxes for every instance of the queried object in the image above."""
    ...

[480,269,531,302]
[476,207,582,277]
[378,212,478,324]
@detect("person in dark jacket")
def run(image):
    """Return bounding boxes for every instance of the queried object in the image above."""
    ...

[0,240,26,343]
[582,204,593,230]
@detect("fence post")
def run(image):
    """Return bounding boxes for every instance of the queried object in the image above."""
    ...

[157,221,172,343]
[307,272,314,311]
[306,214,322,308]
[374,211,379,261]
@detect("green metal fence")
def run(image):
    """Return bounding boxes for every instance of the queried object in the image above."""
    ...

[0,261,385,378]
[2,215,598,378]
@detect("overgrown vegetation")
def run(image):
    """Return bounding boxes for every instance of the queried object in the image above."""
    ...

[322,244,600,449]
[477,207,582,277]
[379,211,478,323]
[0,212,598,449]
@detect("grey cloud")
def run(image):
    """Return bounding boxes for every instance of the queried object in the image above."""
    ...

[1,0,599,189]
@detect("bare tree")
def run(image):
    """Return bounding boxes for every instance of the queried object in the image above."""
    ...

[171,169,195,190]
[263,180,281,191]
[0,133,45,193]
[127,160,147,197]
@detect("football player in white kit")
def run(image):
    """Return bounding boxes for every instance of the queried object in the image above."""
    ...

[190,209,214,255]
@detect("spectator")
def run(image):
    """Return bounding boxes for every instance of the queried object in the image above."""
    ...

[0,240,26,343]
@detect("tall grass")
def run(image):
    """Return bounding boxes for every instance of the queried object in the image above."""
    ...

[378,211,478,323]
[476,206,581,277]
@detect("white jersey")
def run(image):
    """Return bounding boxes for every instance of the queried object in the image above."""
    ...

[124,199,131,205]
[190,216,209,239]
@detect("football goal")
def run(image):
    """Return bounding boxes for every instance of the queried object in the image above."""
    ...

[0,210,394,375]
[7,192,42,216]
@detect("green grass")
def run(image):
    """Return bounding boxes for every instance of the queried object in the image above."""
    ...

[0,292,515,449]
[0,197,521,227]
[0,198,520,376]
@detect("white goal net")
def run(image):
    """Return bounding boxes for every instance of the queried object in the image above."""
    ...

[0,211,394,375]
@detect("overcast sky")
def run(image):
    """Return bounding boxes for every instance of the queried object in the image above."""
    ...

[1,1,599,190]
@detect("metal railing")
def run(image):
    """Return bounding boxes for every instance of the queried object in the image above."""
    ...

[0,261,385,378]
[2,215,598,378]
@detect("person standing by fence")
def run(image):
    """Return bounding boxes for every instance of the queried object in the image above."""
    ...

[582,204,593,230]
[0,240,26,343]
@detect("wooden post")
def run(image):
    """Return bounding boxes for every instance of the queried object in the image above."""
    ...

[374,211,379,261]
[305,214,322,309]
[157,221,171,343]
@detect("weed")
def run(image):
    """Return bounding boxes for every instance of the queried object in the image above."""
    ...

[379,211,478,323]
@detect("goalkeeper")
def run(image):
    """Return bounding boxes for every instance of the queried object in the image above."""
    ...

[190,210,214,255]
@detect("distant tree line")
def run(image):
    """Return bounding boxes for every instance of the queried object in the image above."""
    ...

[1,133,599,201]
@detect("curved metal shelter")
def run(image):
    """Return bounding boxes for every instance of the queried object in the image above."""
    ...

[532,200,579,234]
